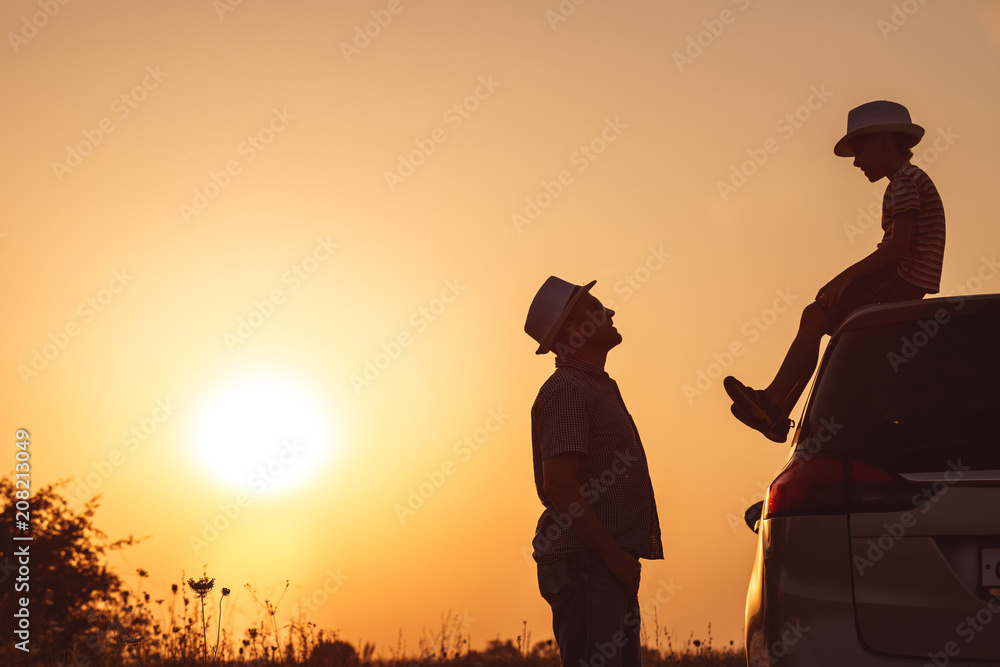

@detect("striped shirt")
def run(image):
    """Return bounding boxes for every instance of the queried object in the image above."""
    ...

[530,357,663,563]
[880,163,946,293]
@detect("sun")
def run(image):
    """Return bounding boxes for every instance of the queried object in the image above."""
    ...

[191,373,333,496]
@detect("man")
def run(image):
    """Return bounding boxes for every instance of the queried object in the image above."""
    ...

[524,276,663,667]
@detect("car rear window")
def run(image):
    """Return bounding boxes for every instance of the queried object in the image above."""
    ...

[797,311,1000,473]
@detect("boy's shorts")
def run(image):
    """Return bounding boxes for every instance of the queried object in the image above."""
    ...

[818,263,926,334]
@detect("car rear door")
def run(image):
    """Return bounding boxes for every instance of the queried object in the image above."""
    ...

[814,299,1000,660]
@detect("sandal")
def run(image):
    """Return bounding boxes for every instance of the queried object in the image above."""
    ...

[730,403,794,444]
[723,376,778,431]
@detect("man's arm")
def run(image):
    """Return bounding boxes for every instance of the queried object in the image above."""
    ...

[542,452,641,595]
[818,211,915,307]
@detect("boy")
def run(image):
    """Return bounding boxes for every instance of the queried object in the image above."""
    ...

[725,100,945,442]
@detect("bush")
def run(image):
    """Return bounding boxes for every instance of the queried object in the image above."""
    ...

[0,477,146,665]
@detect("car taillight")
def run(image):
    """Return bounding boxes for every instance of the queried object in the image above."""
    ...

[763,454,847,518]
[848,459,913,510]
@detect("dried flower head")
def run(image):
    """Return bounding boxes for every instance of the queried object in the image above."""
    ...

[187,576,215,600]
[222,587,231,597]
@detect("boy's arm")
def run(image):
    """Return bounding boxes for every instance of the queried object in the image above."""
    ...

[818,211,915,307]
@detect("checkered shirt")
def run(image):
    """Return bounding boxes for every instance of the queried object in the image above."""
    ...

[530,356,663,563]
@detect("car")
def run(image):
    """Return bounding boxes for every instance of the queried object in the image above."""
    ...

[743,293,1000,666]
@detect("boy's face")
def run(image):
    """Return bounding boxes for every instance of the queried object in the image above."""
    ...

[848,132,899,182]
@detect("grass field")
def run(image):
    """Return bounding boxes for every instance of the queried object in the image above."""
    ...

[20,621,747,667]
[17,573,747,666]
[23,638,747,667]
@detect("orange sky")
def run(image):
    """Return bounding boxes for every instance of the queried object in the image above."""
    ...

[4,0,1000,654]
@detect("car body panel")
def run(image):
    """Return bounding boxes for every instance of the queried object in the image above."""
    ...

[747,515,939,666]
[744,295,1000,666]
[850,496,1000,658]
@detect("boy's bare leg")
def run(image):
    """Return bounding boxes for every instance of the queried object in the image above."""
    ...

[774,367,814,422]
[764,303,830,419]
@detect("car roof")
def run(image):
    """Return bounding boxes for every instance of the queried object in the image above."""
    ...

[832,293,1000,336]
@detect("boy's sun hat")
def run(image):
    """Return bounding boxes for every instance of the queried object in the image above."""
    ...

[525,276,595,354]
[834,100,924,157]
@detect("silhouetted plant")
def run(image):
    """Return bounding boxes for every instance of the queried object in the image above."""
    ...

[0,476,148,665]
[188,574,215,659]
[311,636,360,667]
[246,579,290,660]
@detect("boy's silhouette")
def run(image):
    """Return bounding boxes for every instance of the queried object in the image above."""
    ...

[726,100,946,442]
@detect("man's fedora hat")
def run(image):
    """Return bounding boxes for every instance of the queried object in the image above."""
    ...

[525,276,596,354]
[834,100,924,157]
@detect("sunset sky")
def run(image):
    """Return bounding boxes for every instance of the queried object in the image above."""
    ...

[4,0,1000,654]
